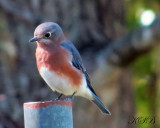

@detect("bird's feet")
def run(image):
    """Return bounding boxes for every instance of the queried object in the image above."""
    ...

[71,92,76,100]
[53,92,76,101]
[53,94,63,101]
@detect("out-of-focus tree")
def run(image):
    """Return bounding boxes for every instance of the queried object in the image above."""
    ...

[0,0,159,128]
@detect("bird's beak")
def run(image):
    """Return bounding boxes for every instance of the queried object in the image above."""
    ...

[29,37,40,42]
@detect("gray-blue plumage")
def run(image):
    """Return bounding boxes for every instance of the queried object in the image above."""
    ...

[61,40,111,115]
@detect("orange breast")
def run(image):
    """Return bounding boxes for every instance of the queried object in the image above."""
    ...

[36,45,82,87]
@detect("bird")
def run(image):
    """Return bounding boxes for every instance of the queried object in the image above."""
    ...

[29,22,111,115]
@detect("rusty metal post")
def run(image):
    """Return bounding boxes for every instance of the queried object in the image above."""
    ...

[23,100,73,128]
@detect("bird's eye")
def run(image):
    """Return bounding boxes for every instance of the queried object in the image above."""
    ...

[44,32,51,38]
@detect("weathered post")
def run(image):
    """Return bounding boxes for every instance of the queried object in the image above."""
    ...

[23,100,73,128]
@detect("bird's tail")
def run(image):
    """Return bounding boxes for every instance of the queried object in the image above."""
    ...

[92,93,111,115]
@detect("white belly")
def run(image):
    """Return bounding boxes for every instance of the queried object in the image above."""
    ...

[40,67,76,95]
[40,67,93,99]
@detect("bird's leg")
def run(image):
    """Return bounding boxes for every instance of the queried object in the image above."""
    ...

[71,92,76,100]
[54,93,63,101]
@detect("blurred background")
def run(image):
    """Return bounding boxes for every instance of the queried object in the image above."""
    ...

[0,0,160,128]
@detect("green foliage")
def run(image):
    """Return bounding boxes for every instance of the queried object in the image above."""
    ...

[130,48,160,127]
[131,52,153,115]
[126,1,160,126]
[125,0,160,30]
[135,85,151,128]
[135,83,149,116]
[130,51,156,128]
[131,52,154,77]
[125,0,143,29]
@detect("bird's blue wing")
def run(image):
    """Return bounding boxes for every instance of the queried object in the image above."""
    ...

[60,40,97,95]
[61,40,111,114]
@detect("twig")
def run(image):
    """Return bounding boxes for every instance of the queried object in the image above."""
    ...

[0,0,34,23]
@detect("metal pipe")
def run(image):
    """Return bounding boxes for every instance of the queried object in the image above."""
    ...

[24,100,73,128]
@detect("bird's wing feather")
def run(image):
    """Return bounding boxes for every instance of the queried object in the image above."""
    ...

[61,41,111,115]
[60,40,97,95]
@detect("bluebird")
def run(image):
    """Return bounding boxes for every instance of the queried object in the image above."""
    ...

[29,22,111,115]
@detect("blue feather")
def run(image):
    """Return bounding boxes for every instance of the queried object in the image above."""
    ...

[92,93,111,115]
[61,41,111,115]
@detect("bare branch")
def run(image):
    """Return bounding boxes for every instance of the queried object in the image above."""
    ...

[102,16,160,66]
[0,0,34,23]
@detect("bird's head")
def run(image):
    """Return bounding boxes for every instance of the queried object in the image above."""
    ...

[29,22,65,46]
